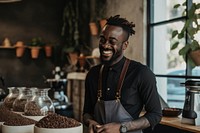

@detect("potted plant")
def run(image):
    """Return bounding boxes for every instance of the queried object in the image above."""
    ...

[44,43,53,57]
[28,37,45,59]
[61,0,80,53]
[15,41,25,58]
[171,2,200,68]
[61,0,82,69]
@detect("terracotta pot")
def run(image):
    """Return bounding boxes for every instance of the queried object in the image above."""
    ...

[31,47,40,59]
[16,47,25,57]
[189,49,200,66]
[89,22,98,36]
[44,46,52,57]
[15,41,25,58]
[99,19,107,29]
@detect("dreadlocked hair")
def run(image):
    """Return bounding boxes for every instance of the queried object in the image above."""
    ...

[106,15,135,36]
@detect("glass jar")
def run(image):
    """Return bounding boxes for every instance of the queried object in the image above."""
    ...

[12,87,33,112]
[24,88,55,116]
[3,87,19,110]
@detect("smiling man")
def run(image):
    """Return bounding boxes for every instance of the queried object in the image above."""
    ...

[83,15,162,133]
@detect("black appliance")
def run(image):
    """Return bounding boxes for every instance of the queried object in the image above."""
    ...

[181,80,200,125]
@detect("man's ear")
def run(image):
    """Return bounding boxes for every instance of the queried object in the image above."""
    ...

[123,41,128,50]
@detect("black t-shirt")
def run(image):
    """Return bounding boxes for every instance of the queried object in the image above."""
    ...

[83,57,162,128]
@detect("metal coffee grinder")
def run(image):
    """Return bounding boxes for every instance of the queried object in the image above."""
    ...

[181,80,200,125]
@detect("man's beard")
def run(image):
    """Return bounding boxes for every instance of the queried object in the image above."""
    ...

[100,48,123,66]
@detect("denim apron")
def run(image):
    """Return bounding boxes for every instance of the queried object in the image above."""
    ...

[94,59,142,133]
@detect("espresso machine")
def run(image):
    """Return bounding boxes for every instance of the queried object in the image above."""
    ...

[181,80,200,125]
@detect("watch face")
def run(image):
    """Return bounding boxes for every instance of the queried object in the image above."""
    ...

[120,124,127,133]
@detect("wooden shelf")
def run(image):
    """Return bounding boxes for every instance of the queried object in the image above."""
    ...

[0,46,15,49]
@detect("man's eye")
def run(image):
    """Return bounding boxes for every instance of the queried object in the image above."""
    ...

[100,38,106,44]
[109,40,117,45]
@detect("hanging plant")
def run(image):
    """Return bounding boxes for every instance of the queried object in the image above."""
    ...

[171,2,200,68]
[61,0,80,53]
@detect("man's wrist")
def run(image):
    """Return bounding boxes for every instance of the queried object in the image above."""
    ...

[120,123,128,133]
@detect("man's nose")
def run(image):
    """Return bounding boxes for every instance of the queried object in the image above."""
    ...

[101,41,111,48]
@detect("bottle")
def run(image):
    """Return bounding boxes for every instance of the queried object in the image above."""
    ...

[12,87,33,113]
[3,87,19,110]
[24,88,55,116]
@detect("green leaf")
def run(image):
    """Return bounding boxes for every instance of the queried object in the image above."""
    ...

[196,3,200,9]
[174,4,181,8]
[182,2,186,6]
[187,27,197,37]
[172,30,178,38]
[178,32,184,39]
[171,42,179,50]
[190,40,200,51]
[179,45,190,55]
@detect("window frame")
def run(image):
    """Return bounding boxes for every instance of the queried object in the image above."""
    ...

[147,0,200,79]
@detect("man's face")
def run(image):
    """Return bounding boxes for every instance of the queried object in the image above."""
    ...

[99,25,128,66]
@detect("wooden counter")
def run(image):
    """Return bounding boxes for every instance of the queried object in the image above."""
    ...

[141,112,200,132]
[160,116,200,133]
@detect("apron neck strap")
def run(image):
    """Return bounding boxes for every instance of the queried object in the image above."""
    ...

[97,58,130,101]
[116,59,130,100]
[97,65,104,101]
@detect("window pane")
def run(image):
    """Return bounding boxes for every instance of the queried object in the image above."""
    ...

[151,0,186,23]
[156,77,185,109]
[153,21,186,75]
[167,77,185,108]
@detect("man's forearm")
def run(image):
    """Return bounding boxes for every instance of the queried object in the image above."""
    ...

[124,117,150,132]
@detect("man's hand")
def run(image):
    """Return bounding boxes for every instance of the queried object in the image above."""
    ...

[88,119,100,133]
[96,123,121,133]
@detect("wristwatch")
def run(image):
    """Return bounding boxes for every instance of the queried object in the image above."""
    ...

[120,123,127,133]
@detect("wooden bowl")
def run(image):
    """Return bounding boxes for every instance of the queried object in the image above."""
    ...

[162,107,182,117]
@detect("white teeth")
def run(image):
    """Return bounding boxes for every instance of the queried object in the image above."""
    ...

[103,50,112,54]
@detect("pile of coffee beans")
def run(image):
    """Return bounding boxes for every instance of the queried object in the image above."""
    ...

[0,104,36,126]
[4,97,16,110]
[35,113,80,128]
[24,101,42,116]
[4,115,36,126]
[13,99,27,112]
[0,104,20,122]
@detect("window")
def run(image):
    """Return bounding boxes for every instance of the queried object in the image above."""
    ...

[147,0,200,108]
